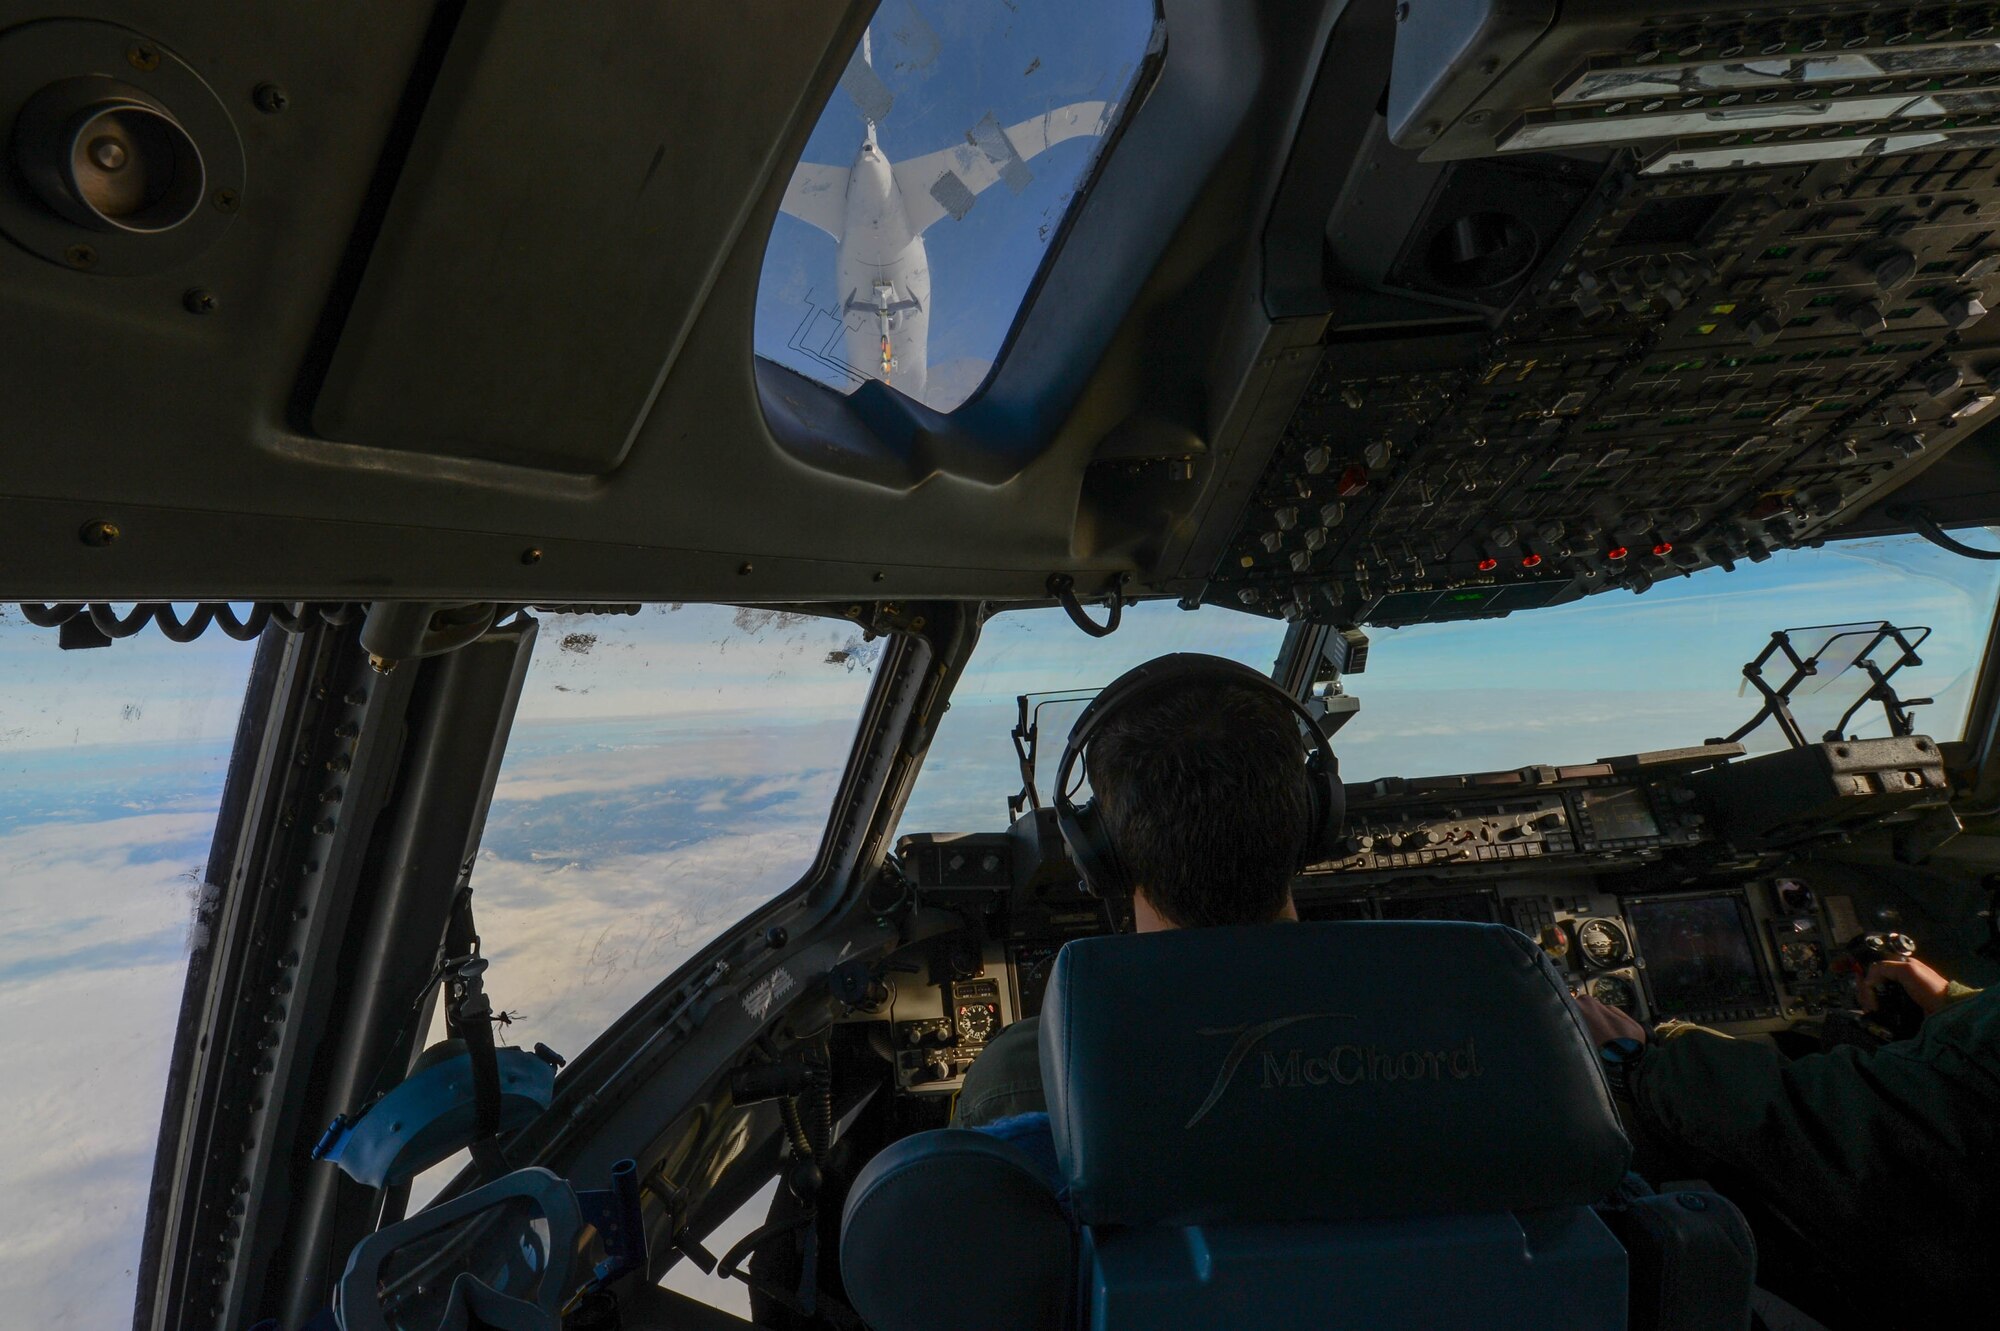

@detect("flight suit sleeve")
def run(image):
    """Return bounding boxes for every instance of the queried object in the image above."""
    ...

[1625,1020,1989,1263]
[951,1013,1046,1128]
[1941,980,1984,1009]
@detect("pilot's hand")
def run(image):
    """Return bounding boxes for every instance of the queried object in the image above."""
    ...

[1574,992,1647,1048]
[1859,956,1954,1017]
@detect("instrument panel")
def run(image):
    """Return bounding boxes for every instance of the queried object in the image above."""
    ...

[1291,875,1847,1032]
[880,737,1944,1091]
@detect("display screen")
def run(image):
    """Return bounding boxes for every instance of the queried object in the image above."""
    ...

[1626,895,1771,1017]
[1582,786,1659,841]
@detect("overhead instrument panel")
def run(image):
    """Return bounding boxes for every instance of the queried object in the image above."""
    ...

[1195,2,2000,627]
[1208,149,2000,625]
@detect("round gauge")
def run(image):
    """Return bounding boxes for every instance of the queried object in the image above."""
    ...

[1588,974,1637,1013]
[956,1003,997,1043]
[1575,918,1632,970]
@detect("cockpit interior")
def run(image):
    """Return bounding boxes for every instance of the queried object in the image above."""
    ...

[3,2,2000,1329]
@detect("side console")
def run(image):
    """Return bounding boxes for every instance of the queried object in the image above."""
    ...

[886,814,1125,1094]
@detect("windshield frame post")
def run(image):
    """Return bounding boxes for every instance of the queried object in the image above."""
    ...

[139,614,542,1331]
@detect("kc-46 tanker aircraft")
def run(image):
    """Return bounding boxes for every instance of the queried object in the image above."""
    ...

[3,4,2000,1331]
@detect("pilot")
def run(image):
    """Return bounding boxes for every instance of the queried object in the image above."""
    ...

[953,662,1316,1128]
[1576,954,1995,1323]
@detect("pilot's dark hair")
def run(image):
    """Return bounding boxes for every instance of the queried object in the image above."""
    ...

[1086,678,1313,928]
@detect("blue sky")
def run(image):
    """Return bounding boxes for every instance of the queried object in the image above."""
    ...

[755,0,1157,406]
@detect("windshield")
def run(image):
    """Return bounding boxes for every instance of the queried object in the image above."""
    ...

[0,610,254,1328]
[1333,532,2000,779]
[898,532,2000,834]
[408,606,879,1210]
[755,0,1157,411]
[459,606,879,1065]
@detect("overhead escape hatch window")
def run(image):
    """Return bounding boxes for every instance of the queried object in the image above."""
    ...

[755,0,1158,412]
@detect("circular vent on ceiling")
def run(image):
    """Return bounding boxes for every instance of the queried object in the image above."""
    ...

[0,21,242,275]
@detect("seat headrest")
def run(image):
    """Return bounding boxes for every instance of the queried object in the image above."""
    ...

[1040,921,1629,1227]
[840,1130,1071,1331]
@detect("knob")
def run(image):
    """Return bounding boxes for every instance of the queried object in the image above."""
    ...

[1924,365,1966,398]
[1937,293,1989,331]
[1738,309,1782,346]
[1872,248,1917,290]
[1843,300,1888,335]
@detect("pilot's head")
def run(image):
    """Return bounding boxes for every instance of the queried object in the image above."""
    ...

[1083,673,1315,931]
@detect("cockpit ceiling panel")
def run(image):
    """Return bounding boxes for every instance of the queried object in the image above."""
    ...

[0,0,1341,606]
[307,5,848,474]
[8,1,1995,615]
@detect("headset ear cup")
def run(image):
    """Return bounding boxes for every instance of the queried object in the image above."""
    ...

[1303,749,1346,866]
[1057,798,1124,899]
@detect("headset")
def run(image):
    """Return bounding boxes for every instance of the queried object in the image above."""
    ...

[1051,653,1346,900]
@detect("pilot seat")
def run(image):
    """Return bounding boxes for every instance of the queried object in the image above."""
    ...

[840,921,1757,1330]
